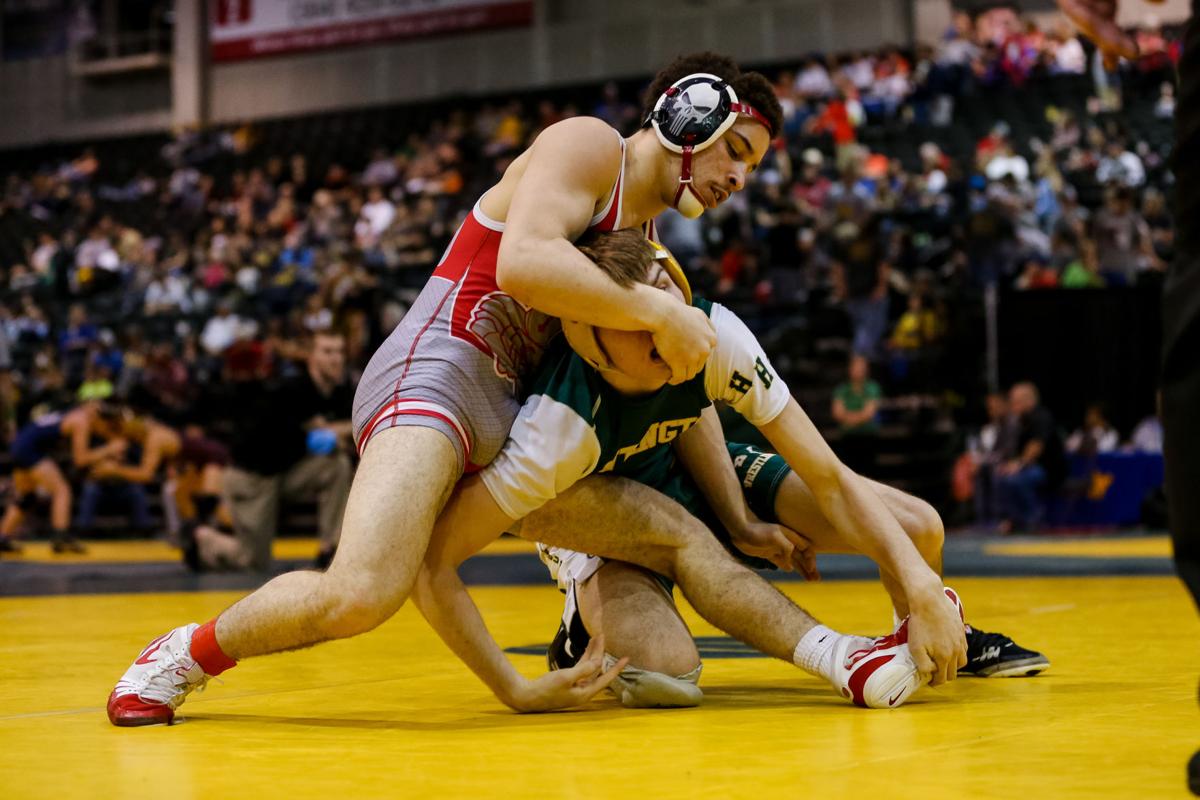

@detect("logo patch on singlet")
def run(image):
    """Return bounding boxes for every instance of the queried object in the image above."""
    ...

[466,292,560,387]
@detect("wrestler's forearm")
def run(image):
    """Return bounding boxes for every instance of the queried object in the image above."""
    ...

[674,406,751,532]
[499,236,671,332]
[412,563,529,710]
[414,475,537,708]
[820,469,942,599]
[761,402,943,604]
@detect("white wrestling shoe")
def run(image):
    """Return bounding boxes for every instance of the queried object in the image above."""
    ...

[831,632,925,709]
[107,623,207,727]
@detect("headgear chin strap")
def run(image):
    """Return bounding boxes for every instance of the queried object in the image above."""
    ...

[647,72,773,218]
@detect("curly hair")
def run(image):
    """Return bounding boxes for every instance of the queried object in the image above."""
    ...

[641,51,783,138]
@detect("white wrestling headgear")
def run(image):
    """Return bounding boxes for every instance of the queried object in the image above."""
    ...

[646,73,774,219]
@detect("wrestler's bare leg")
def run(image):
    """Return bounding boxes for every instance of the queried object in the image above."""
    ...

[215,426,459,657]
[32,460,73,534]
[575,561,700,676]
[0,470,34,539]
[520,476,820,662]
[768,472,944,618]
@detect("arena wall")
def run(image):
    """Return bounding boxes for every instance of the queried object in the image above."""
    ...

[0,0,908,147]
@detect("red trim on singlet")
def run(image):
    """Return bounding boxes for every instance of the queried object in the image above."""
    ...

[357,398,472,461]
[593,165,623,232]
[390,225,496,418]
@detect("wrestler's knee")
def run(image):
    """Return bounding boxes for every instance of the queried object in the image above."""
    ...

[905,495,945,559]
[314,570,407,640]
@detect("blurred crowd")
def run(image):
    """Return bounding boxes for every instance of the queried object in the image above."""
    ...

[0,7,1180,551]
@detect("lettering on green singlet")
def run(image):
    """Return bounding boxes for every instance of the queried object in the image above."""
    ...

[600,416,700,472]
[755,357,774,389]
[729,371,752,396]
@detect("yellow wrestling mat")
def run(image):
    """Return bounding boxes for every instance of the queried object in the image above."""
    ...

[2,535,536,564]
[1,576,1197,799]
[985,535,1172,559]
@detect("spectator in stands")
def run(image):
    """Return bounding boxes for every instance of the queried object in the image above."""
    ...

[1015,255,1059,289]
[984,140,1031,185]
[355,185,396,249]
[792,148,832,214]
[655,210,705,272]
[832,354,882,436]
[58,303,97,383]
[1066,402,1120,455]
[76,362,114,402]
[918,142,949,196]
[361,148,398,188]
[1155,81,1176,119]
[833,217,890,358]
[1130,400,1163,454]
[1091,186,1162,286]
[997,381,1066,533]
[808,91,859,169]
[191,330,352,571]
[968,391,1015,529]
[28,231,59,282]
[1095,138,1145,188]
[1049,22,1086,74]
[795,57,834,99]
[200,299,241,356]
[887,291,942,354]
[1059,237,1105,288]
[1141,187,1174,265]
[592,82,637,131]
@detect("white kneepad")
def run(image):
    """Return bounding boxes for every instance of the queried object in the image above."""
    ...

[603,653,704,709]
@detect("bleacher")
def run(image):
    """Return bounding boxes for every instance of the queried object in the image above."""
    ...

[0,64,1175,530]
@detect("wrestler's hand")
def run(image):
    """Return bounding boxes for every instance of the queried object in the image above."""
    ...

[1056,0,1158,69]
[651,296,716,385]
[786,529,820,581]
[904,583,967,687]
[508,635,628,713]
[730,517,819,579]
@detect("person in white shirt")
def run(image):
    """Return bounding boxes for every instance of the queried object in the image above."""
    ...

[794,57,834,99]
[199,302,241,356]
[1066,403,1120,455]
[355,186,396,247]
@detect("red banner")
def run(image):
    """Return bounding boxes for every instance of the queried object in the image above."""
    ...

[211,0,533,63]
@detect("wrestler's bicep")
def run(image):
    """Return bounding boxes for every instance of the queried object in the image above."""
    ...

[503,120,622,245]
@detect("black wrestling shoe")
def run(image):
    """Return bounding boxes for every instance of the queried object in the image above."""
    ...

[546,600,591,672]
[0,536,22,554]
[958,627,1050,677]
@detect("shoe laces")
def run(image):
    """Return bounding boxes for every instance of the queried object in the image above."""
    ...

[124,643,209,707]
[845,634,889,669]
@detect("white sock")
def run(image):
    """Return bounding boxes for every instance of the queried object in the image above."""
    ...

[792,625,863,683]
